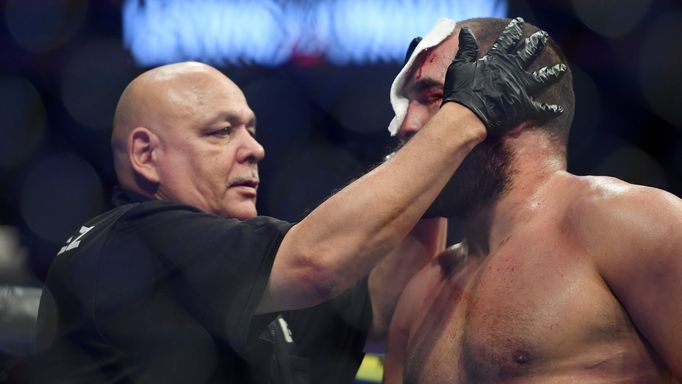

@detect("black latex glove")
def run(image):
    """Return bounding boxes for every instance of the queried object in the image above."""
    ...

[442,17,566,136]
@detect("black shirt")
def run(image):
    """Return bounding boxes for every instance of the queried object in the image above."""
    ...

[34,188,371,384]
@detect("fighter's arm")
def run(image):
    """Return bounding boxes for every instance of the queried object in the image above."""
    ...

[367,217,447,341]
[581,182,682,377]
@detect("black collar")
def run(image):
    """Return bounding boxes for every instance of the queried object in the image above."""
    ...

[111,186,153,207]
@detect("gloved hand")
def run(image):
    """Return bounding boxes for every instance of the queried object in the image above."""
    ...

[442,17,566,136]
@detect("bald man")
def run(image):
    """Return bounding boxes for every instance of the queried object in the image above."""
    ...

[35,24,562,383]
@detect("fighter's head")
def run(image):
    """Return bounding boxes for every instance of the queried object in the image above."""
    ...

[398,17,574,147]
[394,18,575,217]
[112,61,264,219]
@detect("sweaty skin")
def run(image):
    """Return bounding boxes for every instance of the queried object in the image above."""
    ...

[385,171,682,383]
[383,20,682,384]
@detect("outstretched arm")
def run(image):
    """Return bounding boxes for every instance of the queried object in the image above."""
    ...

[258,18,565,314]
[259,104,483,313]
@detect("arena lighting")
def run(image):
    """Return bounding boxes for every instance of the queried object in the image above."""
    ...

[122,0,508,66]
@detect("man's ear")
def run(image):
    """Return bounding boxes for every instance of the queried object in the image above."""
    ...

[508,121,531,137]
[128,127,161,185]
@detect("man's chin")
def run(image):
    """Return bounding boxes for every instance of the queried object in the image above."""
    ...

[220,203,257,220]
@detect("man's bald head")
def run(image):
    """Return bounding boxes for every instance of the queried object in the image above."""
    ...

[111,61,241,190]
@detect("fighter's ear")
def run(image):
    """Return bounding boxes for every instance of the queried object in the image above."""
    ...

[507,121,531,137]
[128,126,161,185]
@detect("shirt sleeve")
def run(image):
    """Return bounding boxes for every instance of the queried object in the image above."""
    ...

[93,200,293,353]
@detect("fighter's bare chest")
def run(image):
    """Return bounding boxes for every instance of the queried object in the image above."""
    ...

[404,237,626,384]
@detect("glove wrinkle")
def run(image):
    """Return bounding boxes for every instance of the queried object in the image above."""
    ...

[441,18,566,137]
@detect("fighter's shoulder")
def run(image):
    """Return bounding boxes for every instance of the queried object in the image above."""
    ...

[568,175,680,218]
[567,175,682,252]
[399,244,466,302]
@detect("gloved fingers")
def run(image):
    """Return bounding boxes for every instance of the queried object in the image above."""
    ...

[404,36,422,64]
[454,27,479,64]
[490,17,524,54]
[517,30,548,67]
[529,63,567,93]
[530,101,564,122]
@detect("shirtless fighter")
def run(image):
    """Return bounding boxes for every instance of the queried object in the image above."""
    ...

[382,18,682,383]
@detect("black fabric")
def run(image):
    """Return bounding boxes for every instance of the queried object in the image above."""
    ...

[33,188,371,384]
[283,278,372,384]
[246,315,311,384]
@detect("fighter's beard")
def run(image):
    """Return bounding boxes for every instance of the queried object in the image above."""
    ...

[428,138,514,219]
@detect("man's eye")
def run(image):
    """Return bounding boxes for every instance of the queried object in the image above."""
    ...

[419,93,442,105]
[212,127,231,136]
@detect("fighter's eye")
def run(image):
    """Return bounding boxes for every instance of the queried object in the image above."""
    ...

[418,90,443,105]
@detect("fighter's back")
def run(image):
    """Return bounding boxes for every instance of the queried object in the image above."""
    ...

[386,173,678,384]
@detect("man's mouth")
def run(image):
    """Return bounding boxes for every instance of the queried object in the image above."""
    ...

[228,177,259,195]
[231,179,258,188]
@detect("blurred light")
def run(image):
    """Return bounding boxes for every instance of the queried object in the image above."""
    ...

[20,153,104,243]
[595,145,668,189]
[0,77,46,168]
[328,0,506,64]
[123,0,507,66]
[0,285,42,355]
[60,40,135,130]
[356,353,383,382]
[638,12,682,128]
[571,0,651,38]
[4,0,88,53]
[0,226,30,280]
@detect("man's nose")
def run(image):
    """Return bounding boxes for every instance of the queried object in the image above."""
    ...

[398,102,429,139]
[237,131,265,164]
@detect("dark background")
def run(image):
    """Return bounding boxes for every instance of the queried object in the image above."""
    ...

[1,0,681,286]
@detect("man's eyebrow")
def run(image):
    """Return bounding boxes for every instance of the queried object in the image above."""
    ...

[213,112,257,128]
[404,77,442,94]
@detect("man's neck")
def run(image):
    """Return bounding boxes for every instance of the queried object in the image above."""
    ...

[462,130,568,257]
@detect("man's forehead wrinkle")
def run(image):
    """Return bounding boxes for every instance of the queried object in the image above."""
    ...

[212,109,254,126]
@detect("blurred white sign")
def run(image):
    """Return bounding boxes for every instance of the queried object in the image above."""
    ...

[123,0,507,66]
